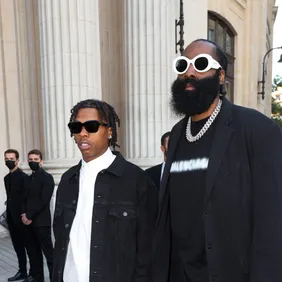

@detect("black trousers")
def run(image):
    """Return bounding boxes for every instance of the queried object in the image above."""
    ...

[24,225,54,282]
[7,212,27,274]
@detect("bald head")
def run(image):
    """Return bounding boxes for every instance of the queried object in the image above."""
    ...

[184,39,228,73]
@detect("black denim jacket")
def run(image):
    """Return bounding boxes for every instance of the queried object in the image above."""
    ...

[52,153,158,282]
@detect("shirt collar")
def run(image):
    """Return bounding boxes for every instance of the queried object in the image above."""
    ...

[69,150,127,180]
[81,148,115,171]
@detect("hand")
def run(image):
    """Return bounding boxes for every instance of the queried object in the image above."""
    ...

[21,214,32,225]
[25,219,32,225]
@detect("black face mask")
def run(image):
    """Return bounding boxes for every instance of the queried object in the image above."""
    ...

[29,161,40,171]
[5,160,16,170]
[170,71,221,117]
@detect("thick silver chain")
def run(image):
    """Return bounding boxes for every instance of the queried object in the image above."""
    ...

[186,99,222,142]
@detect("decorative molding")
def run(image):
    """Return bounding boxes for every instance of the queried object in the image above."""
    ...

[234,0,247,10]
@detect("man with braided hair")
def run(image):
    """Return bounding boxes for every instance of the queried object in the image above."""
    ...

[52,99,158,282]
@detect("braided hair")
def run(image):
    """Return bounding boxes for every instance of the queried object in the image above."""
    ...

[193,38,228,95]
[69,99,120,150]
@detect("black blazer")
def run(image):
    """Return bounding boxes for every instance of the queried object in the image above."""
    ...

[145,163,163,190]
[4,168,29,225]
[153,97,282,282]
[22,168,55,227]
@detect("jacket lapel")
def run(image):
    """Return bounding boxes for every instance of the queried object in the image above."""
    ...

[157,117,187,224]
[204,97,234,206]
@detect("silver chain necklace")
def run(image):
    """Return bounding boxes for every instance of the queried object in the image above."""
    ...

[186,99,222,142]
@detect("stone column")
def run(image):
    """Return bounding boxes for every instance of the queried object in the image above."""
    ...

[38,0,102,182]
[123,0,179,168]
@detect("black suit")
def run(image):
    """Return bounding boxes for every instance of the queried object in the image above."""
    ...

[4,168,29,274]
[145,163,163,190]
[22,168,55,282]
[153,97,282,282]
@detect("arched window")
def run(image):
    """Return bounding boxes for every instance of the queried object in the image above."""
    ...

[208,12,236,101]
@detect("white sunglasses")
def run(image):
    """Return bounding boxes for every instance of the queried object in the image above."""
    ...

[173,53,222,74]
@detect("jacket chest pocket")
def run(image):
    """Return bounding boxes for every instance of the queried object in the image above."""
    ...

[53,203,77,242]
[108,206,137,243]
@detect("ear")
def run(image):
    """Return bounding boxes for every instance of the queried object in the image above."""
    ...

[108,127,113,139]
[40,160,44,166]
[160,145,165,153]
[219,69,225,85]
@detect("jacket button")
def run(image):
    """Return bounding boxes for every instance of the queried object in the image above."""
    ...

[65,224,69,228]
[62,248,65,251]
[123,212,128,217]
[72,200,76,205]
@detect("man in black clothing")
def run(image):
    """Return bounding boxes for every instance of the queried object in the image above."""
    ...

[21,149,55,282]
[52,99,158,282]
[4,149,28,281]
[145,131,170,190]
[153,39,282,282]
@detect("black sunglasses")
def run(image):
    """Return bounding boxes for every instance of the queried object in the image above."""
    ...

[68,120,108,134]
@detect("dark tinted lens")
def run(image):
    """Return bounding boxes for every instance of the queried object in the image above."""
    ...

[194,57,209,71]
[68,122,82,134]
[84,120,100,133]
[175,59,188,73]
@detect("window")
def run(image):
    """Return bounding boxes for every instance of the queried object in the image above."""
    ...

[208,13,236,101]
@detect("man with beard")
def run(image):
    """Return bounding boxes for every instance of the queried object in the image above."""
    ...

[152,39,282,282]
[145,131,170,190]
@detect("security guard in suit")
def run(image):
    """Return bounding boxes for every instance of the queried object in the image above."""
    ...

[4,149,29,281]
[21,149,55,282]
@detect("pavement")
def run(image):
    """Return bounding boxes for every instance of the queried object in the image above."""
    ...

[0,236,49,282]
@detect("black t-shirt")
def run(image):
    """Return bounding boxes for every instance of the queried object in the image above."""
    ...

[169,117,215,282]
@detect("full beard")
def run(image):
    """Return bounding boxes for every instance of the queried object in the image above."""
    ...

[170,72,221,117]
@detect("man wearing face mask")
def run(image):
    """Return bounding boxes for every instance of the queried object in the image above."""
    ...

[153,39,282,282]
[21,149,55,282]
[4,149,29,281]
[145,132,170,190]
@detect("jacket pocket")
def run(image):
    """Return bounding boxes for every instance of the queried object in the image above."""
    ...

[109,206,137,281]
[109,206,137,243]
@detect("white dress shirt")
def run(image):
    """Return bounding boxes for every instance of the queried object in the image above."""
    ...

[160,162,165,180]
[63,148,116,282]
